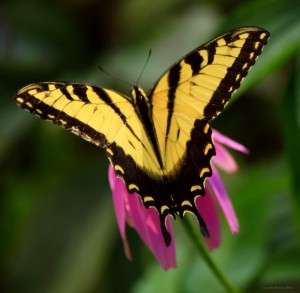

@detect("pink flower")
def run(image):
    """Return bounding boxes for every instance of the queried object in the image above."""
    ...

[108,130,248,270]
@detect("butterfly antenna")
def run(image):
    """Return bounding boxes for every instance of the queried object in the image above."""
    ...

[98,65,132,87]
[136,49,152,86]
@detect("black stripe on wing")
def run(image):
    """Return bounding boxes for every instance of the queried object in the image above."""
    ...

[72,84,89,102]
[164,63,181,152]
[15,87,108,146]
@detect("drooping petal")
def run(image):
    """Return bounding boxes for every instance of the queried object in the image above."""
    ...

[213,143,239,173]
[207,166,239,234]
[126,192,177,270]
[213,130,249,154]
[108,127,247,268]
[108,165,132,260]
[195,190,221,250]
[108,165,176,270]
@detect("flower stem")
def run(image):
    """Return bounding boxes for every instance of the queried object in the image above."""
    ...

[181,218,239,293]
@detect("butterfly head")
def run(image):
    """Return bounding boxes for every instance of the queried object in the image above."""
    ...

[131,86,149,105]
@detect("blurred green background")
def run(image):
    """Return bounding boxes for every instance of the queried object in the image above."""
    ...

[1,0,300,292]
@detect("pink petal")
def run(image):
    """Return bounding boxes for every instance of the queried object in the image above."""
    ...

[108,165,132,260]
[195,190,221,250]
[108,165,176,270]
[126,192,177,270]
[213,130,249,154]
[213,143,238,173]
[207,166,239,234]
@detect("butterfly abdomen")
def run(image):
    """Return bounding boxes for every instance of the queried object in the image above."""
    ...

[131,86,165,171]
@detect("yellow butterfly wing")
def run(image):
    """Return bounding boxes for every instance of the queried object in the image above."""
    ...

[146,27,270,232]
[14,82,164,178]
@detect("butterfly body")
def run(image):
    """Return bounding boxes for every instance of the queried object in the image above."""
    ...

[15,27,270,245]
[130,86,165,171]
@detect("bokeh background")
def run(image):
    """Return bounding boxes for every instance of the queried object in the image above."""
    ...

[1,0,300,292]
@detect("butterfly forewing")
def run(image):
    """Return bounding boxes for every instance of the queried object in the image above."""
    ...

[149,26,270,175]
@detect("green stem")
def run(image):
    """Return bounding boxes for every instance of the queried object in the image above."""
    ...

[181,217,239,293]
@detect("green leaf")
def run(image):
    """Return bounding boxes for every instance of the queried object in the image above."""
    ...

[222,0,300,96]
[282,49,300,246]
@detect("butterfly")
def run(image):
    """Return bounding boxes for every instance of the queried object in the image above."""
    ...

[15,27,270,245]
